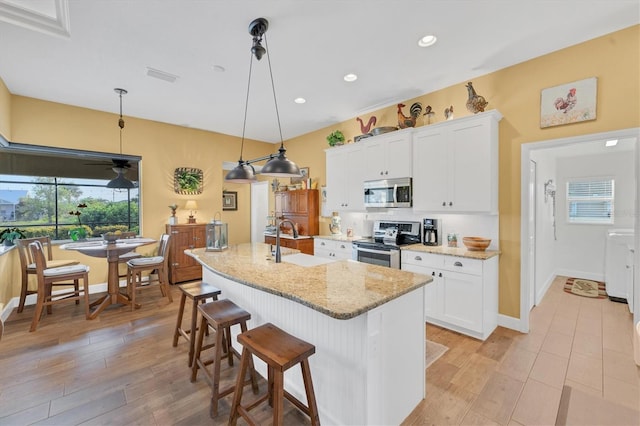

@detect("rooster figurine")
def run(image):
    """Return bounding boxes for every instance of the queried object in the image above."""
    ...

[397,102,422,129]
[444,105,454,120]
[465,82,488,114]
[356,116,377,134]
[422,105,435,125]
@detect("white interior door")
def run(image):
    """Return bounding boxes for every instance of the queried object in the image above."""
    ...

[250,181,269,243]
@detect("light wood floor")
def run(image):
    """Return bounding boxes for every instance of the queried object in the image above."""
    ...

[0,276,638,425]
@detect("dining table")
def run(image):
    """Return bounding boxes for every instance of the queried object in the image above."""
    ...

[60,237,156,319]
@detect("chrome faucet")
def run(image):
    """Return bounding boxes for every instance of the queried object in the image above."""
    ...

[275,218,298,263]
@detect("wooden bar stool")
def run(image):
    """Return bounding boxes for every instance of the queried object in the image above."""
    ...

[191,299,259,418]
[229,322,320,426]
[172,281,222,366]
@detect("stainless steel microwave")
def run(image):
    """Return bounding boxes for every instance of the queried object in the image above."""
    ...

[364,177,412,208]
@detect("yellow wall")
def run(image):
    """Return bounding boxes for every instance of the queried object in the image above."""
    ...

[285,25,640,318]
[0,96,275,305]
[0,77,10,140]
[1,25,638,318]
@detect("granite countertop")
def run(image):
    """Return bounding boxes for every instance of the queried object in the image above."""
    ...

[312,234,364,242]
[403,243,500,260]
[263,232,313,240]
[187,243,430,320]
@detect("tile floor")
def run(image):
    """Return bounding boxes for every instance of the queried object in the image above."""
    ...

[406,275,639,425]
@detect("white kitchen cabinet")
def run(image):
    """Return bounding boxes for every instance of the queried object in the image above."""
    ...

[314,237,353,260]
[412,110,502,213]
[402,250,498,340]
[325,144,365,211]
[363,130,413,181]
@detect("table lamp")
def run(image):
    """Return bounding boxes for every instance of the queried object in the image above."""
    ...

[185,200,198,224]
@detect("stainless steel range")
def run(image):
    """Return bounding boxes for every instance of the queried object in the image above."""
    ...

[352,220,421,269]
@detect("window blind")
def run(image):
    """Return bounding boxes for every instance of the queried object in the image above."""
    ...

[566,179,614,224]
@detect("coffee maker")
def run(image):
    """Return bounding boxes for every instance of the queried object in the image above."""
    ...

[423,218,441,246]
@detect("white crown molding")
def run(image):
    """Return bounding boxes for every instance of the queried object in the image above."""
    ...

[0,0,70,38]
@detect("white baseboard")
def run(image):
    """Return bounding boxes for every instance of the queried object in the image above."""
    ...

[555,268,604,283]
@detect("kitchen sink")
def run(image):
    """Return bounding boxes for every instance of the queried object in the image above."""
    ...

[281,253,335,267]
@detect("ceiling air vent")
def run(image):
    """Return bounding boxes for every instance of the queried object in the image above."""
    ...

[146,67,179,83]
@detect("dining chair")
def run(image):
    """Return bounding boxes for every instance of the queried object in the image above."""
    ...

[28,240,91,332]
[126,233,173,310]
[16,237,80,313]
[117,231,142,282]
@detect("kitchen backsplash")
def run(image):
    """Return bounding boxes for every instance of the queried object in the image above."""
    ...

[333,211,499,250]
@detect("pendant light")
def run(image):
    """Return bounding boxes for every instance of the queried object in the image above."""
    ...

[225,17,301,183]
[107,88,135,189]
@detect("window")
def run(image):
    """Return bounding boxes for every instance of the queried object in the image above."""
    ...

[0,137,141,240]
[0,175,139,240]
[566,179,614,224]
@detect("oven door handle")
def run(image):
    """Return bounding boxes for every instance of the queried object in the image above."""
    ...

[393,184,398,204]
[356,247,396,255]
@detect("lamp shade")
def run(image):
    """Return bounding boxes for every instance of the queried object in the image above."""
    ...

[107,172,135,188]
[260,147,301,177]
[185,200,198,211]
[225,161,257,183]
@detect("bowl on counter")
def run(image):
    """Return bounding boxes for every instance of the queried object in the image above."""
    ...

[462,237,491,251]
[102,233,120,244]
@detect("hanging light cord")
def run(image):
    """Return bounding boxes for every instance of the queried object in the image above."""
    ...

[238,52,255,164]
[118,90,125,155]
[264,34,284,147]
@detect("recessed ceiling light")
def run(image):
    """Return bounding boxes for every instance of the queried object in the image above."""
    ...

[294,97,306,104]
[418,34,437,47]
[605,139,618,147]
[343,73,358,82]
[212,65,226,72]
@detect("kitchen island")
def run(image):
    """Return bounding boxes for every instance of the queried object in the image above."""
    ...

[187,243,430,425]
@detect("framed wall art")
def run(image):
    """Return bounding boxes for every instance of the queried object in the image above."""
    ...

[540,77,597,128]
[174,167,203,195]
[290,167,309,185]
[222,191,237,211]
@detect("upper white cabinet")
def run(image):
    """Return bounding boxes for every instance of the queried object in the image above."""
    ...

[325,144,365,212]
[412,110,502,213]
[362,130,413,181]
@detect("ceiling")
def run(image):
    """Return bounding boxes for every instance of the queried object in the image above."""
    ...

[1,0,638,145]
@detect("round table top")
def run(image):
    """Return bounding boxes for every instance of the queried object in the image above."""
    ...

[60,238,156,258]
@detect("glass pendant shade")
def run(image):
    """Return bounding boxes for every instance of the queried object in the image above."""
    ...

[107,171,135,188]
[225,161,257,183]
[260,146,301,177]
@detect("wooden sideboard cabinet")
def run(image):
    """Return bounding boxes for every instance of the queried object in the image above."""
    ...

[165,223,206,284]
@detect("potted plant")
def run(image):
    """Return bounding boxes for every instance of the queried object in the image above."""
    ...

[0,227,26,246]
[69,203,88,241]
[326,130,345,147]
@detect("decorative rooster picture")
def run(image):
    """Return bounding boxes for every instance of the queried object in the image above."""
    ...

[397,102,422,129]
[540,77,597,128]
[553,88,577,113]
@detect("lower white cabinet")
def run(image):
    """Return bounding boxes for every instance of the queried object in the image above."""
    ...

[402,250,498,340]
[314,237,353,260]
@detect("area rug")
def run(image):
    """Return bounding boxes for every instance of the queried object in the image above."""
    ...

[426,340,449,369]
[563,277,607,299]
